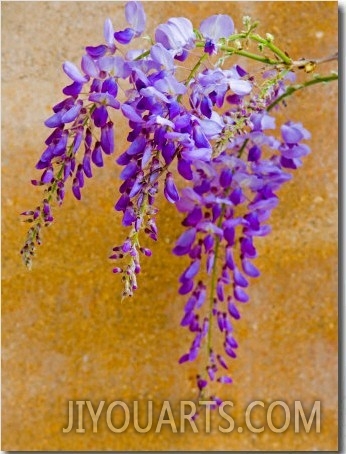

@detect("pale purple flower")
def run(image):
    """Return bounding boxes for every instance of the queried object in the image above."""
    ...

[200,15,234,54]
[155,17,195,57]
[63,61,89,83]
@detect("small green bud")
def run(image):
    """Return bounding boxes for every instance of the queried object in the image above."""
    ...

[242,15,251,26]
[235,39,243,50]
[266,33,274,42]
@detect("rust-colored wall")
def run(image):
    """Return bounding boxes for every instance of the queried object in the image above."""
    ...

[2,1,338,450]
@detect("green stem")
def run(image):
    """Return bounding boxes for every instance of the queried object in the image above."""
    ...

[220,46,278,65]
[177,53,208,102]
[267,73,338,111]
[134,49,150,61]
[249,34,292,65]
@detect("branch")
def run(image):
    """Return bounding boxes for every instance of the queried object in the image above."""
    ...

[267,72,338,111]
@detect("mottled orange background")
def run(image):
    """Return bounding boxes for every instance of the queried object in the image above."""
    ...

[2,1,338,451]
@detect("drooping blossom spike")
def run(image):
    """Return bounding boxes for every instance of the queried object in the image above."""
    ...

[20,0,322,405]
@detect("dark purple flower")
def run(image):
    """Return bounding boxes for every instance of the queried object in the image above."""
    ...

[86,44,108,58]
[100,121,115,155]
[91,142,104,167]
[114,28,136,45]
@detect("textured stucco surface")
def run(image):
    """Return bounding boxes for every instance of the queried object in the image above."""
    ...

[1,1,338,451]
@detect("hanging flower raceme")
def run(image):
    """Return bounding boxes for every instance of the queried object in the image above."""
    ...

[20,0,337,405]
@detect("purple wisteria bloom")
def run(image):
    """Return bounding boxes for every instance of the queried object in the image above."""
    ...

[155,17,195,59]
[20,0,321,405]
[200,14,234,54]
[114,1,146,44]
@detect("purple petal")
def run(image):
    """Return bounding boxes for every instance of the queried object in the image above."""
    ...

[150,43,175,71]
[217,376,233,384]
[183,206,203,227]
[82,153,92,178]
[177,158,193,180]
[120,161,138,180]
[179,353,190,364]
[181,147,212,162]
[86,45,107,59]
[234,287,249,303]
[280,143,310,159]
[251,113,275,131]
[240,237,257,258]
[63,81,83,96]
[179,279,194,295]
[197,378,208,390]
[228,300,240,319]
[72,127,83,153]
[44,111,63,128]
[122,205,137,226]
[206,251,215,274]
[102,78,118,97]
[225,247,235,270]
[61,103,82,123]
[104,18,115,47]
[81,54,99,78]
[217,280,224,301]
[63,61,88,83]
[223,227,235,245]
[184,295,197,313]
[173,228,196,256]
[127,135,146,156]
[242,258,260,277]
[121,104,143,123]
[193,124,210,149]
[114,28,135,45]
[100,121,114,155]
[233,268,248,287]
[219,168,232,188]
[281,124,302,144]
[89,92,120,109]
[92,105,108,128]
[200,15,234,42]
[184,260,200,280]
[72,179,81,200]
[115,193,130,212]
[226,335,238,349]
[99,56,131,78]
[181,311,194,326]
[155,17,194,53]
[125,1,146,36]
[217,354,228,369]
[164,172,179,203]
[248,145,261,162]
[229,187,242,205]
[229,79,252,96]
[41,167,54,184]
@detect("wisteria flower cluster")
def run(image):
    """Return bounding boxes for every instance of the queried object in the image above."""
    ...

[20,1,337,405]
